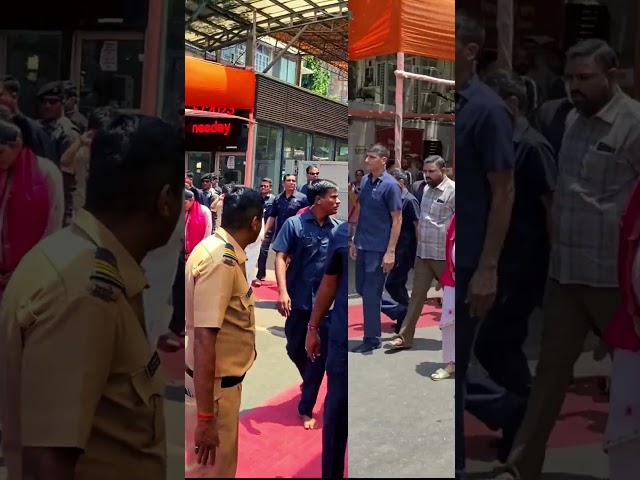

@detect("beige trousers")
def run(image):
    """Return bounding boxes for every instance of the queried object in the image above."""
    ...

[397,258,447,346]
[506,280,619,479]
[185,383,242,478]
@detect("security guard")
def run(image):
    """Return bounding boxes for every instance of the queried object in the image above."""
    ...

[0,114,183,480]
[38,81,82,226]
[185,186,263,478]
[38,81,81,165]
[306,221,349,478]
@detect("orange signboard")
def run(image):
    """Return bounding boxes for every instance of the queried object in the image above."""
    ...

[185,56,256,112]
[348,0,455,62]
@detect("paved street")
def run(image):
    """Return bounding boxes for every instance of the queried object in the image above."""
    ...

[465,308,610,479]
[347,283,455,478]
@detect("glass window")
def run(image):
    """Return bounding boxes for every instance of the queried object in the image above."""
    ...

[283,129,310,187]
[78,38,145,118]
[336,140,348,161]
[273,55,297,85]
[254,123,283,190]
[4,32,62,119]
[312,135,335,161]
[255,44,271,74]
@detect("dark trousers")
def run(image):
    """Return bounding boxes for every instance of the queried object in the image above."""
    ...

[168,253,185,336]
[455,267,522,474]
[284,309,330,417]
[355,250,387,345]
[256,229,273,280]
[384,250,414,306]
[322,343,347,478]
[474,270,539,397]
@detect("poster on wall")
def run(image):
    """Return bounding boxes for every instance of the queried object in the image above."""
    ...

[375,127,424,161]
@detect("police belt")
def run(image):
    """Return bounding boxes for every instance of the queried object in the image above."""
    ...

[185,366,245,388]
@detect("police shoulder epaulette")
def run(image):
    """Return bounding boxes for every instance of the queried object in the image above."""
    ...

[222,242,238,266]
[89,247,125,300]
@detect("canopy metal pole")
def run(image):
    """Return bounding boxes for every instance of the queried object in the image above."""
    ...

[496,0,514,70]
[394,52,405,169]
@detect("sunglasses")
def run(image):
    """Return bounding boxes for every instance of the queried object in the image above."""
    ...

[309,172,320,176]
[260,184,270,188]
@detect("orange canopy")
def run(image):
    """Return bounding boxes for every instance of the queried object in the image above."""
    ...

[348,0,455,62]
[185,56,256,112]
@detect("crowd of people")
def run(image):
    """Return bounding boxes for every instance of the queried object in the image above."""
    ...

[183,164,348,478]
[455,12,640,480]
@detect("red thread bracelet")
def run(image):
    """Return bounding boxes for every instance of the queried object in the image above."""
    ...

[198,412,215,420]
[307,324,319,331]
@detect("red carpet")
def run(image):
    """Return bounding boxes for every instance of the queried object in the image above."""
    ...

[238,281,438,477]
[348,300,440,339]
[236,378,349,478]
[465,376,609,461]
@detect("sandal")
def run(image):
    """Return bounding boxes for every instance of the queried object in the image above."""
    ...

[431,368,454,381]
[388,337,412,350]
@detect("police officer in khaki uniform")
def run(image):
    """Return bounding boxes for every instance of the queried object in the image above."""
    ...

[0,114,183,480]
[37,80,82,226]
[185,186,263,478]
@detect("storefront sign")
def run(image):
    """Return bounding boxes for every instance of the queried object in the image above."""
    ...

[191,122,232,136]
[186,105,236,116]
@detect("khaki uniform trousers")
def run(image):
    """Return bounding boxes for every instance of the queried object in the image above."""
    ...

[506,279,619,479]
[396,257,447,346]
[185,382,243,478]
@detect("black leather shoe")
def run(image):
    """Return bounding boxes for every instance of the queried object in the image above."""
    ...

[351,342,381,353]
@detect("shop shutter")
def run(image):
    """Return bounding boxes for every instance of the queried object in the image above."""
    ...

[255,74,348,139]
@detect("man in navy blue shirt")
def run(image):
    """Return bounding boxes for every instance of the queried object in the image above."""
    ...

[385,169,420,308]
[299,164,320,198]
[253,177,276,285]
[306,221,348,478]
[454,13,518,479]
[350,143,403,352]
[272,179,341,428]
[264,173,309,242]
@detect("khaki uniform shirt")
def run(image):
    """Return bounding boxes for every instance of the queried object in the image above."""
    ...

[185,227,257,381]
[0,209,166,480]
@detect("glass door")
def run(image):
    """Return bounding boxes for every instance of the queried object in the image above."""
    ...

[215,152,246,188]
[0,31,63,119]
[71,31,145,118]
[186,152,212,186]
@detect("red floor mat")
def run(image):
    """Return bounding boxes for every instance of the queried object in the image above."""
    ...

[236,378,348,478]
[465,376,609,462]
[348,301,440,339]
[252,280,280,302]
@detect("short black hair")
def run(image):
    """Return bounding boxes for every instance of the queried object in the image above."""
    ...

[87,106,117,132]
[221,186,264,230]
[388,169,408,184]
[566,39,618,71]
[261,177,272,186]
[306,164,319,174]
[355,169,364,176]
[86,114,183,215]
[456,11,485,48]
[306,179,338,204]
[0,75,20,96]
[282,173,296,182]
[482,70,529,112]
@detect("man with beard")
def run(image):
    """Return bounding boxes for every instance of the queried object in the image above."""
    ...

[272,179,341,429]
[497,39,640,480]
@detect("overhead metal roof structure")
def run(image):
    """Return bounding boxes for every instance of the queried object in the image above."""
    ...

[185,0,349,71]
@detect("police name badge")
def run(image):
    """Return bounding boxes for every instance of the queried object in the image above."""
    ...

[146,351,161,378]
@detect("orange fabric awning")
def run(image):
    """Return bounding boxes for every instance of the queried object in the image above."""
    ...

[185,56,256,112]
[348,0,455,62]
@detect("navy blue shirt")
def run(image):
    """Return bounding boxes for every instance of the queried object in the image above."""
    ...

[269,190,309,237]
[299,183,310,199]
[261,193,276,217]
[271,210,341,311]
[455,75,515,268]
[399,188,420,257]
[326,222,348,356]
[354,171,403,253]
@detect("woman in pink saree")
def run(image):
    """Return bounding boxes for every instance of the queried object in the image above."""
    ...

[0,109,64,296]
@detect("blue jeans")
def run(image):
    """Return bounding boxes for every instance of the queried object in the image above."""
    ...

[355,250,387,345]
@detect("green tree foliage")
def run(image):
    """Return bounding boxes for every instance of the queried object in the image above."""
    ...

[301,56,331,96]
